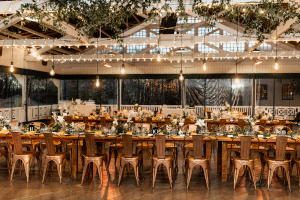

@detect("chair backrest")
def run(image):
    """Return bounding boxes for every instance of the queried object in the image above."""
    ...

[192,135,203,159]
[146,117,152,123]
[84,134,96,157]
[238,119,245,129]
[207,111,212,119]
[100,117,106,127]
[83,116,88,124]
[184,118,191,125]
[260,119,267,129]
[11,132,23,154]
[155,134,166,159]
[122,134,133,158]
[102,112,107,117]
[66,116,72,124]
[220,119,226,127]
[279,120,286,126]
[240,136,252,160]
[43,133,56,156]
[276,136,287,161]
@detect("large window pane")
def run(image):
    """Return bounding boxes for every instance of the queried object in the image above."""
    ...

[256,78,274,117]
[163,79,181,105]
[0,73,22,108]
[185,79,205,106]
[205,79,231,106]
[61,80,78,100]
[100,79,117,104]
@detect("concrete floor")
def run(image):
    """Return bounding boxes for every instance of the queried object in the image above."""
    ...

[0,145,300,200]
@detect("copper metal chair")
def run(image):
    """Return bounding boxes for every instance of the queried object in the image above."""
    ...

[0,135,10,174]
[118,134,143,187]
[41,133,71,184]
[108,135,123,166]
[10,132,41,182]
[264,136,291,191]
[228,136,257,190]
[81,133,108,186]
[185,135,210,189]
[290,139,300,187]
[238,119,245,129]
[220,119,226,127]
[152,135,174,188]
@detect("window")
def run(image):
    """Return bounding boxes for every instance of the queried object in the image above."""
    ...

[127,45,147,54]
[223,42,245,52]
[257,84,268,100]
[282,84,293,100]
[129,30,147,38]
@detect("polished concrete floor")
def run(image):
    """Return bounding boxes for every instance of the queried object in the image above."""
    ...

[0,145,300,200]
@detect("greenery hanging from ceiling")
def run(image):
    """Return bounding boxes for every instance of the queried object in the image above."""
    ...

[3,0,300,43]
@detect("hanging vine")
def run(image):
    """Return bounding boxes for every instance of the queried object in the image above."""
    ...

[2,0,300,43]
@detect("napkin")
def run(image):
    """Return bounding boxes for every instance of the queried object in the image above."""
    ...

[94,131,102,136]
[0,128,8,134]
[26,131,36,135]
[57,131,65,136]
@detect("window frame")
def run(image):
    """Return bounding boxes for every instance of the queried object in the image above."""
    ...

[282,84,293,100]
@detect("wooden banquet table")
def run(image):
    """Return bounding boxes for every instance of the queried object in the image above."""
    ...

[216,136,297,182]
[0,134,215,179]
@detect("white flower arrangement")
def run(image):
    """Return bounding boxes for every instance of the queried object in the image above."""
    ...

[195,119,206,127]
[112,119,118,126]
[179,118,185,127]
[127,117,133,123]
[0,115,10,127]
[172,119,178,125]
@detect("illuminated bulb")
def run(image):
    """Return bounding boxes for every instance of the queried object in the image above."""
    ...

[157,54,161,62]
[203,60,206,71]
[50,65,55,76]
[10,62,14,72]
[179,70,184,81]
[121,64,125,74]
[275,57,278,70]
[208,4,211,8]
[38,56,42,60]
[225,5,228,9]
[234,78,240,85]
[96,76,100,87]
[243,8,245,12]
[32,52,37,57]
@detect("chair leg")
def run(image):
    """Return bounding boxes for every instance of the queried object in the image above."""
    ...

[42,160,49,184]
[97,164,103,186]
[204,167,209,189]
[24,161,31,183]
[268,167,275,190]
[152,163,158,188]
[228,159,232,182]
[168,166,173,189]
[250,164,256,190]
[284,166,291,192]
[186,166,192,189]
[10,159,17,181]
[233,168,238,189]
[58,163,63,184]
[118,162,125,187]
[5,156,10,174]
[114,150,118,166]
[133,165,139,187]
[81,161,89,186]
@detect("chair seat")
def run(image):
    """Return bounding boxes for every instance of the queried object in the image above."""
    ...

[165,143,177,148]
[83,153,106,158]
[273,146,294,151]
[265,157,290,162]
[119,154,141,160]
[230,156,254,161]
[152,155,173,160]
[186,155,209,161]
[46,152,66,157]
[136,143,153,147]
[13,151,39,157]
[110,143,123,148]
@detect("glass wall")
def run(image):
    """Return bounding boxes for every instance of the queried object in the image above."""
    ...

[61,79,117,105]
[0,73,22,108]
[27,76,58,106]
[121,79,180,105]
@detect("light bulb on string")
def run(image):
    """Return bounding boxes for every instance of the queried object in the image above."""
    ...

[203,60,206,71]
[121,64,125,74]
[275,57,278,70]
[179,70,184,81]
[234,78,240,85]
[10,62,14,72]
[96,75,100,87]
[157,53,161,62]
[50,65,55,76]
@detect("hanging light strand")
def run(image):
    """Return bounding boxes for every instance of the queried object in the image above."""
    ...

[96,28,100,87]
[203,25,206,71]
[121,18,126,74]
[275,29,279,70]
[234,8,240,85]
[179,25,184,81]
[10,17,14,72]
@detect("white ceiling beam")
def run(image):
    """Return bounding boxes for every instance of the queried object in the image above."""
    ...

[0,0,49,14]
[0,16,22,30]
[13,24,53,39]
[26,50,300,61]
[41,17,89,44]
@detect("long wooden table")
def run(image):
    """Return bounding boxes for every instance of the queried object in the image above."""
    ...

[216,136,297,182]
[0,134,215,179]
[206,120,294,131]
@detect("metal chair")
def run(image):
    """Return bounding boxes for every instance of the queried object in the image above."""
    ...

[185,135,210,189]
[41,133,71,184]
[10,132,41,182]
[118,135,143,187]
[81,133,108,186]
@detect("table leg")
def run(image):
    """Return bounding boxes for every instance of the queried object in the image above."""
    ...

[217,141,222,174]
[71,139,78,178]
[206,140,212,178]
[222,141,228,182]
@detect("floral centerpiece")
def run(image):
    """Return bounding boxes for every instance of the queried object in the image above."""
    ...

[195,119,206,133]
[124,117,133,132]
[0,116,10,129]
[50,112,64,132]
[113,118,125,135]
[134,103,139,112]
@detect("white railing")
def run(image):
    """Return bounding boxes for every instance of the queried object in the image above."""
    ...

[194,106,252,117]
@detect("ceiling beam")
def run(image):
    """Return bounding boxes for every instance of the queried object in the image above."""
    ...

[13,24,53,39]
